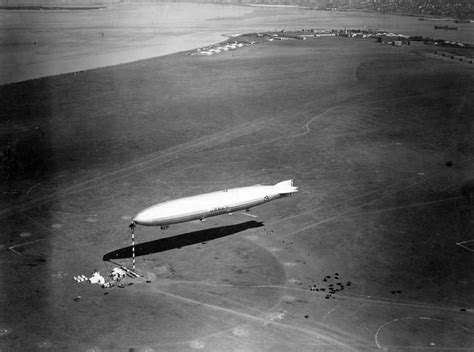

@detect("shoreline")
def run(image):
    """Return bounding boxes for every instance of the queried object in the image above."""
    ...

[246,4,309,9]
[0,2,469,21]
[1,4,472,86]
[0,32,234,86]
[0,6,105,10]
[0,25,467,87]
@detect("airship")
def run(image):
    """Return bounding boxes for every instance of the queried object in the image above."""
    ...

[131,179,298,229]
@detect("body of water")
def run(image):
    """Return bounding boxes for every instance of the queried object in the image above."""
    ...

[0,2,473,85]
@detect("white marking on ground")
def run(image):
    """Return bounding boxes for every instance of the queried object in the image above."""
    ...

[8,239,44,256]
[245,234,259,241]
[26,182,41,196]
[263,312,285,326]
[137,347,156,352]
[456,240,474,252]
[51,223,63,229]
[283,262,297,267]
[242,212,258,218]
[290,106,340,139]
[85,347,103,352]
[322,307,337,321]
[0,328,12,336]
[375,318,401,349]
[51,272,66,279]
[189,340,205,350]
[288,278,301,285]
[282,295,296,302]
[268,247,281,253]
[37,340,53,348]
[19,232,32,238]
[232,328,249,337]
[121,215,132,220]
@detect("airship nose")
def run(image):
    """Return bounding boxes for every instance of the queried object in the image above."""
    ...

[133,209,151,225]
[133,204,163,226]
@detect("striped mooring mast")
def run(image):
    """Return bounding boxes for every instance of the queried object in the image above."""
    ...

[129,222,136,271]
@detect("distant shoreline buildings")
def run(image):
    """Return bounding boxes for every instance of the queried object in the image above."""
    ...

[313,0,473,19]
[190,28,473,60]
[0,0,472,19]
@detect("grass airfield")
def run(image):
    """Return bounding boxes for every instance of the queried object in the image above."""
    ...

[1,36,473,351]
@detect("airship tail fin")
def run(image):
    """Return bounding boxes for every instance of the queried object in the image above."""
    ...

[274,179,298,195]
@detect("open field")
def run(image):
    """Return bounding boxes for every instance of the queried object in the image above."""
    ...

[0,36,473,351]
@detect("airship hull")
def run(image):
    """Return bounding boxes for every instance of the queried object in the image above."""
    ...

[132,180,297,227]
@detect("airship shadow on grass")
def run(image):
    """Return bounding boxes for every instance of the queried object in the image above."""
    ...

[103,220,264,261]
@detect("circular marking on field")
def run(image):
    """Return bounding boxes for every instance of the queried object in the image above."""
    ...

[51,223,63,229]
[0,328,12,336]
[245,235,259,241]
[19,232,32,238]
[86,217,97,223]
[283,262,297,267]
[121,215,132,220]
[374,317,474,350]
[232,328,249,337]
[37,340,53,349]
[189,340,205,350]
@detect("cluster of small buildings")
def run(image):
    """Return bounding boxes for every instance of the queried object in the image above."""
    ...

[190,42,245,56]
[258,28,412,45]
[298,30,337,39]
[337,29,410,45]
[256,29,336,41]
[433,51,473,63]
[325,0,474,19]
[191,27,472,60]
[425,38,472,48]
[333,28,474,49]
[73,267,138,289]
